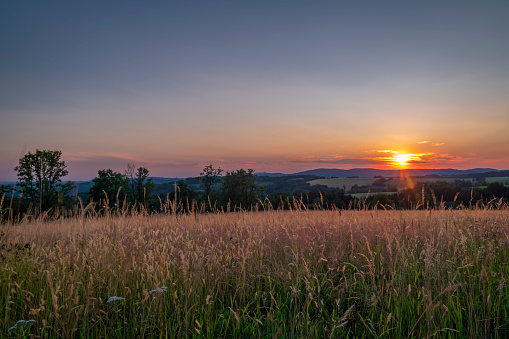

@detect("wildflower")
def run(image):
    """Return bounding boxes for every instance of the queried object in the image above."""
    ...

[107,296,124,303]
[8,319,35,332]
[149,286,168,294]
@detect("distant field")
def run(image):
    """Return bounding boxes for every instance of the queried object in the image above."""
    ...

[400,177,471,186]
[310,177,474,191]
[309,178,378,191]
[486,177,509,185]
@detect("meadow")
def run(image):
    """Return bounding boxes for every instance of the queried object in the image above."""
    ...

[308,178,379,191]
[1,205,509,338]
[486,177,509,185]
[308,177,476,192]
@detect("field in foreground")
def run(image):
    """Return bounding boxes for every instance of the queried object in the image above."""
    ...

[1,209,509,338]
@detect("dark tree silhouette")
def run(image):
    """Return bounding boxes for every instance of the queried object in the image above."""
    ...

[200,164,223,197]
[14,149,74,212]
[221,169,260,209]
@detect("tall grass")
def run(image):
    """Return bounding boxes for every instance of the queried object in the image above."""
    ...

[1,205,508,337]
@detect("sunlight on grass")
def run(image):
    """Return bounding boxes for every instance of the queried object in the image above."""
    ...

[1,204,508,337]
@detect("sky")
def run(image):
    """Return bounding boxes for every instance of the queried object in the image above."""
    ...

[1,1,509,181]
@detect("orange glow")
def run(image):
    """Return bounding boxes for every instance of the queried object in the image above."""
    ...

[389,152,427,169]
[394,153,412,167]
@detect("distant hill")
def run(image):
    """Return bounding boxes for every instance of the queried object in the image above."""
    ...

[257,172,288,177]
[452,170,509,178]
[293,168,499,178]
[149,177,191,184]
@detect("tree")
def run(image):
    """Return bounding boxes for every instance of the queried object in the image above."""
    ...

[14,149,74,212]
[124,163,154,203]
[221,168,261,209]
[0,184,12,197]
[134,167,155,204]
[124,163,137,202]
[371,193,394,208]
[485,182,507,199]
[199,164,223,197]
[0,184,14,221]
[168,181,196,211]
[88,169,128,207]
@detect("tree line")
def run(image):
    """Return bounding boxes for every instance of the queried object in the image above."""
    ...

[1,149,508,221]
[0,150,266,220]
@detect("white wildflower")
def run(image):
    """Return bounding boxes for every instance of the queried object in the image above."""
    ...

[107,296,124,303]
[149,286,168,294]
[8,319,35,332]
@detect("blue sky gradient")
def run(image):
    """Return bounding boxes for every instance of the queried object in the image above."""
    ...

[1,1,508,180]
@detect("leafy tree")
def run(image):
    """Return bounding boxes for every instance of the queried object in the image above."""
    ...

[124,163,155,203]
[221,168,261,209]
[485,182,507,199]
[88,169,128,207]
[123,163,155,204]
[200,164,223,197]
[134,167,155,204]
[371,193,394,208]
[14,149,74,212]
[0,184,12,197]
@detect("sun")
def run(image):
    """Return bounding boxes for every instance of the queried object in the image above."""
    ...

[394,153,411,167]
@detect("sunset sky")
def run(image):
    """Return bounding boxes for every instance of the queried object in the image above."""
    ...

[1,1,509,181]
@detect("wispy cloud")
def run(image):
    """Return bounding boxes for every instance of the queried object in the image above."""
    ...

[290,150,468,168]
[64,152,141,163]
[295,154,344,161]
[290,154,384,166]
[376,150,398,154]
[416,153,464,163]
[289,158,380,165]
[64,152,196,168]
[416,140,445,146]
[365,150,468,167]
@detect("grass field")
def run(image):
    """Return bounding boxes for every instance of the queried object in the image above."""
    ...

[1,207,509,337]
[486,177,509,185]
[309,178,379,191]
[309,177,477,192]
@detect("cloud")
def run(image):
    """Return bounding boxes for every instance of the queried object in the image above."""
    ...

[64,152,200,178]
[403,153,466,166]
[365,151,469,167]
[64,152,198,168]
[65,151,141,161]
[289,150,468,168]
[416,140,445,146]
[289,157,384,165]
[295,154,344,161]
[376,150,398,154]
[416,153,464,163]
